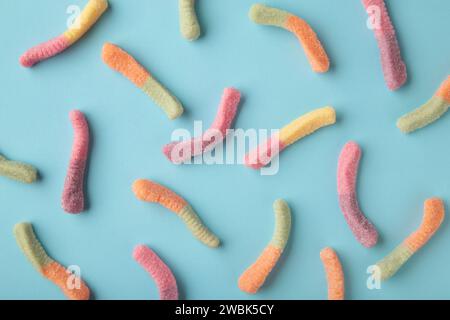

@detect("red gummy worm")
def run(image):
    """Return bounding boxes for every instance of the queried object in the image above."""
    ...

[163,88,241,164]
[20,36,70,68]
[133,245,179,300]
[62,110,90,214]
[337,141,378,248]
[362,0,407,90]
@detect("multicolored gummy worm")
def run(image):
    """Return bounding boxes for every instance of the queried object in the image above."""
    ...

[102,43,184,120]
[249,4,330,73]
[20,0,109,68]
[397,76,450,133]
[163,88,241,164]
[132,179,220,248]
[375,198,445,281]
[362,0,407,90]
[238,199,291,294]
[0,154,37,184]
[62,110,90,214]
[14,222,90,300]
[337,141,378,248]
[320,247,345,300]
[244,106,336,169]
[179,0,201,41]
[133,245,178,300]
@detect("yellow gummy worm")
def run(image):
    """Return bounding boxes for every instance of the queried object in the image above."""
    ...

[375,198,445,281]
[132,179,220,248]
[397,76,450,133]
[14,222,90,300]
[279,106,336,146]
[102,43,184,120]
[238,199,291,294]
[179,0,201,41]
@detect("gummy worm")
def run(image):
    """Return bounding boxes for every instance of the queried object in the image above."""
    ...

[179,0,201,41]
[244,106,336,169]
[375,198,444,281]
[163,88,241,164]
[249,4,330,73]
[320,247,345,300]
[132,179,220,248]
[133,245,178,300]
[238,199,291,294]
[14,222,90,300]
[337,141,378,248]
[62,110,90,214]
[20,0,109,67]
[397,76,450,133]
[0,154,37,183]
[362,0,407,90]
[102,43,184,120]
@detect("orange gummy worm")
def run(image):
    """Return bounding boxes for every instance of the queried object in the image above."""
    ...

[320,247,345,300]
[133,179,187,213]
[102,43,150,87]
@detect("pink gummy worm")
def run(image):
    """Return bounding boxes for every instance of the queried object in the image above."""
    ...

[62,110,90,214]
[133,245,179,300]
[337,141,378,248]
[162,88,241,164]
[362,0,407,90]
[19,35,70,68]
[244,135,285,169]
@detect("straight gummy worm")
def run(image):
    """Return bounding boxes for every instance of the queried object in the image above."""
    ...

[179,0,201,41]
[102,43,184,120]
[362,0,407,90]
[133,245,178,300]
[249,4,330,73]
[0,154,37,183]
[238,199,291,294]
[14,222,90,300]
[320,247,345,300]
[397,76,450,133]
[337,141,378,248]
[62,110,90,214]
[375,198,445,281]
[20,0,109,67]
[163,88,241,164]
[244,106,336,169]
[132,179,220,248]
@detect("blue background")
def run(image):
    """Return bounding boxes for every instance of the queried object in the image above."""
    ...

[0,0,449,300]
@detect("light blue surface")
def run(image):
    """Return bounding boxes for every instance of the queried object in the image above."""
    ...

[0,0,449,300]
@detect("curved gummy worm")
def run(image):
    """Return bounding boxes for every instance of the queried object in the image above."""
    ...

[62,110,90,214]
[375,198,445,281]
[320,247,345,300]
[0,154,37,183]
[362,0,407,90]
[133,245,178,300]
[20,0,108,67]
[337,141,378,248]
[238,199,291,294]
[132,179,220,248]
[163,88,241,163]
[179,0,201,41]
[102,43,184,120]
[249,4,330,73]
[397,76,450,133]
[13,222,90,300]
[244,106,336,169]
